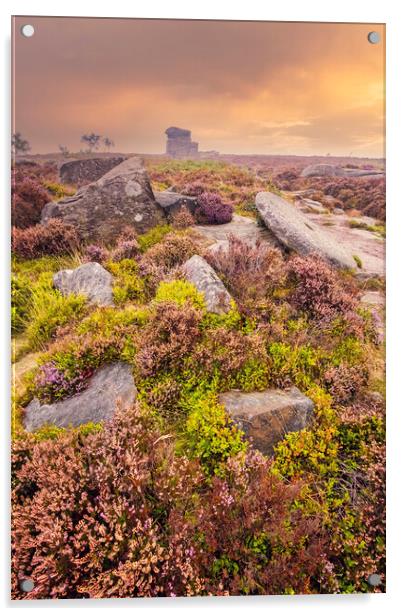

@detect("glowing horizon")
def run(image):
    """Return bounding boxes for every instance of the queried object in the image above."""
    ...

[13,17,385,158]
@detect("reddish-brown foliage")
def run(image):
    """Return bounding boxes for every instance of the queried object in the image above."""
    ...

[141,233,197,269]
[12,405,328,599]
[287,254,363,336]
[206,234,285,316]
[171,207,195,229]
[12,174,51,229]
[12,220,80,259]
[135,302,202,377]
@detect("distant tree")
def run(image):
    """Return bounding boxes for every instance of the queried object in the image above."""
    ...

[58,144,70,157]
[80,133,102,153]
[103,137,115,151]
[12,133,30,155]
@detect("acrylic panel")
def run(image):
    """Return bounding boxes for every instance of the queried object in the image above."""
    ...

[11,16,385,599]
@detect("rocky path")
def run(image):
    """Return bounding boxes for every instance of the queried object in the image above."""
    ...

[299,209,385,278]
[192,213,279,251]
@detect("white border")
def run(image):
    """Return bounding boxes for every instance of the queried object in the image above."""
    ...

[1,1,401,614]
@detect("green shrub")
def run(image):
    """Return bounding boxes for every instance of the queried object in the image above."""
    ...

[24,274,87,350]
[77,305,149,336]
[269,342,325,390]
[138,224,172,252]
[154,280,206,310]
[31,422,102,442]
[180,392,247,476]
[12,255,79,280]
[274,410,385,593]
[42,180,75,199]
[11,274,32,334]
[106,259,145,305]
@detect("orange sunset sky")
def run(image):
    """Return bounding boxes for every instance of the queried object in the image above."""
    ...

[13,17,385,157]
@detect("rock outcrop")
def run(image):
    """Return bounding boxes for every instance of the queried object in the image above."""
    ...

[300,163,384,178]
[24,362,136,431]
[182,255,233,314]
[59,156,126,185]
[53,262,114,306]
[42,157,166,242]
[219,387,314,456]
[256,191,356,269]
[154,191,198,217]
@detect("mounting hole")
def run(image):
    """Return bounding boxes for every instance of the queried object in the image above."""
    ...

[367,31,380,44]
[367,573,381,587]
[21,24,35,38]
[20,578,34,592]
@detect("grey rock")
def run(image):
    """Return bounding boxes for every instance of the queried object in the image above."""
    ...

[59,156,126,185]
[154,191,198,217]
[53,262,114,306]
[219,387,314,456]
[182,254,233,314]
[300,163,384,178]
[24,362,136,431]
[42,157,166,242]
[361,291,384,307]
[256,191,356,269]
[14,157,39,167]
[333,207,345,215]
[195,213,279,249]
[297,197,328,214]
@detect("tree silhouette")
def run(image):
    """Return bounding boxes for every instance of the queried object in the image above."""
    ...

[80,133,102,152]
[12,133,31,155]
[103,137,115,151]
[58,144,70,156]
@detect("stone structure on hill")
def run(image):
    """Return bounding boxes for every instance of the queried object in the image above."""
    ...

[165,126,199,159]
[59,156,126,186]
[42,156,166,242]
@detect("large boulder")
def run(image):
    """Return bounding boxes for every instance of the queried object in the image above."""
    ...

[255,191,356,269]
[53,262,114,306]
[154,191,198,217]
[59,156,126,185]
[24,362,136,432]
[182,255,233,314]
[219,387,314,456]
[300,163,384,178]
[42,157,166,242]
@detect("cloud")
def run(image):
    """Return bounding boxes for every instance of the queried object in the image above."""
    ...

[13,17,385,156]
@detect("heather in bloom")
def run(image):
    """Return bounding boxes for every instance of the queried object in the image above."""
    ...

[195,192,233,225]
[34,361,92,403]
[84,244,109,263]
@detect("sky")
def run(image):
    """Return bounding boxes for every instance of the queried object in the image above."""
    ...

[12,17,385,157]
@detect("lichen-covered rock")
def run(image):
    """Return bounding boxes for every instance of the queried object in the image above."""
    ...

[53,262,113,306]
[219,387,314,456]
[42,157,166,242]
[154,191,198,217]
[59,156,126,185]
[300,163,384,178]
[182,254,233,314]
[256,191,356,270]
[23,362,137,432]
